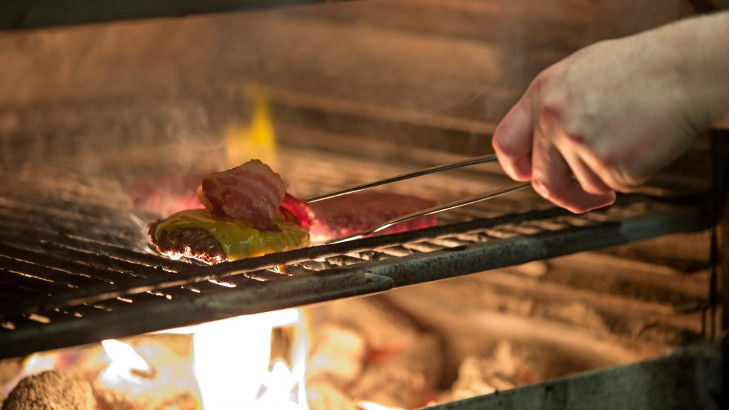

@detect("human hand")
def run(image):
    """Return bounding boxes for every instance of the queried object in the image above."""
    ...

[492,31,701,213]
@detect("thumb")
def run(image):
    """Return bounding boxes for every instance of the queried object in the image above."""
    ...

[493,94,534,181]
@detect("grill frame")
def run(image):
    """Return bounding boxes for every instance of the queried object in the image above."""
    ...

[0,4,724,410]
[420,346,721,410]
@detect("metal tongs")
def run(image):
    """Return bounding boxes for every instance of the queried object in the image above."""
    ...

[306,154,532,244]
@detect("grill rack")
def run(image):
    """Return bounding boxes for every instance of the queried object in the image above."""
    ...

[0,130,714,358]
[0,174,710,358]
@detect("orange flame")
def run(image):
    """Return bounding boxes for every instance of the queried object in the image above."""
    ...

[226,85,278,169]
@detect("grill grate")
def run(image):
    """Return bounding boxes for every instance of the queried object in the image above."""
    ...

[0,184,709,358]
[0,140,713,358]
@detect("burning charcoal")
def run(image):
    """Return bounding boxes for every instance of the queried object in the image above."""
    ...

[308,324,366,385]
[350,333,443,409]
[307,296,444,407]
[322,297,421,353]
[2,370,95,410]
[442,341,546,403]
[306,379,359,410]
[93,387,198,410]
[91,334,199,410]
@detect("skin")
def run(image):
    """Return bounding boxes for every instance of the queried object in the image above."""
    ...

[493,11,729,213]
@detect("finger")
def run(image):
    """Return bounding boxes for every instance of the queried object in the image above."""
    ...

[572,143,645,193]
[532,125,616,214]
[492,94,534,181]
[554,136,613,195]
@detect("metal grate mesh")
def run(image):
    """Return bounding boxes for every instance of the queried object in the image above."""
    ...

[0,141,712,358]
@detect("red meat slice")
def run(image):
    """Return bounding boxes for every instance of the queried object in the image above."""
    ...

[307,192,437,243]
[199,160,286,231]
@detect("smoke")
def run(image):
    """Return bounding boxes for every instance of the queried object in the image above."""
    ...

[0,0,694,213]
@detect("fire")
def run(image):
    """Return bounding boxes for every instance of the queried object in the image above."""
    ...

[358,402,403,410]
[192,309,308,410]
[6,299,443,409]
[225,85,278,169]
[100,339,154,387]
[90,309,309,409]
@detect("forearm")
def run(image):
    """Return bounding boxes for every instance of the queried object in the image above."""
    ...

[672,11,729,129]
[492,10,729,213]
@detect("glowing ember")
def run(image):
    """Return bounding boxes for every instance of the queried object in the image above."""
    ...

[193,309,308,410]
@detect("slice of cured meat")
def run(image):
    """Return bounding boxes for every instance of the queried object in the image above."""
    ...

[198,160,286,231]
[307,191,437,243]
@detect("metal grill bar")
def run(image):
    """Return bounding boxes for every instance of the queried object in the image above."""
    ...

[21,206,573,310]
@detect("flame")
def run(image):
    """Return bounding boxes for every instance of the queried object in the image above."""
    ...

[226,85,278,168]
[100,339,154,388]
[193,309,308,410]
[358,402,404,410]
[21,351,58,374]
[102,340,151,373]
[9,308,413,410]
